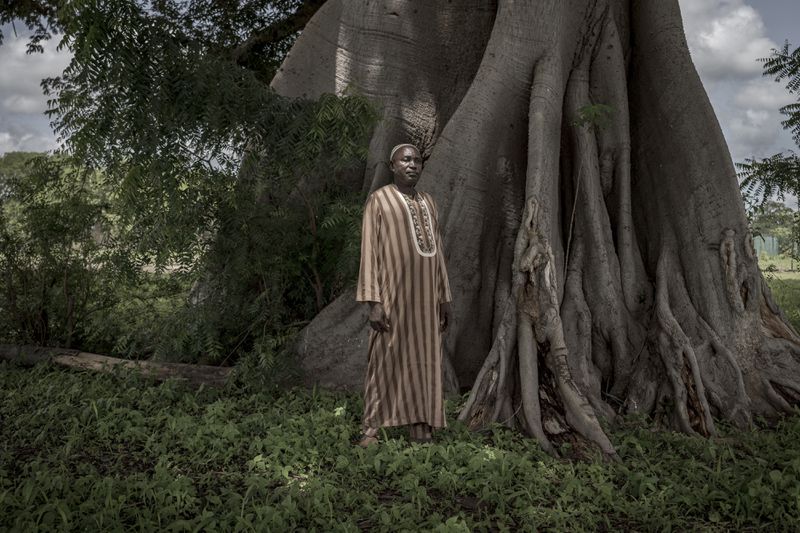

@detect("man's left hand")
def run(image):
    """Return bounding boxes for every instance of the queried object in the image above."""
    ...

[439,302,451,332]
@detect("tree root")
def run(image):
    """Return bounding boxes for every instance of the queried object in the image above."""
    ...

[561,242,615,421]
[439,0,800,451]
[516,198,617,458]
[518,317,556,455]
[653,251,716,436]
[564,62,637,401]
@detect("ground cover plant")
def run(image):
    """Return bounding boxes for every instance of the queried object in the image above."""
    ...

[2,362,800,532]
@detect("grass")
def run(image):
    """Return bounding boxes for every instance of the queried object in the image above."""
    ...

[2,363,800,531]
[3,261,800,531]
[758,252,800,278]
[760,254,800,331]
[765,276,800,332]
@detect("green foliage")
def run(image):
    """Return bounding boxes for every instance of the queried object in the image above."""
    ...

[762,40,800,144]
[1,0,302,65]
[3,364,800,530]
[573,103,615,129]
[0,151,204,359]
[84,273,191,359]
[6,0,354,271]
[0,90,375,370]
[0,0,60,52]
[739,151,800,209]
[0,0,376,370]
[40,0,315,179]
[136,92,376,365]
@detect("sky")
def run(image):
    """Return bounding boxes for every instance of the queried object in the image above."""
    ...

[0,1,798,162]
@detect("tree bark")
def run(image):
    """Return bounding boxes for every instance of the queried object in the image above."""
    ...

[272,0,800,455]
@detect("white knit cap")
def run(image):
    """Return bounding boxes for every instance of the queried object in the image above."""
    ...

[389,143,419,161]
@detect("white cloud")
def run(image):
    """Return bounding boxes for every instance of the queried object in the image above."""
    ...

[678,0,795,162]
[728,109,781,156]
[684,4,777,81]
[0,130,56,153]
[724,79,796,159]
[2,94,42,114]
[0,34,70,109]
[0,28,71,155]
[734,80,795,110]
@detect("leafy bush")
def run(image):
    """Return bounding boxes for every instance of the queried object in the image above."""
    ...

[133,92,376,367]
[0,88,376,373]
[0,152,132,348]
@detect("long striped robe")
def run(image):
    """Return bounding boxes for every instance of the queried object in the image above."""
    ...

[356,183,452,431]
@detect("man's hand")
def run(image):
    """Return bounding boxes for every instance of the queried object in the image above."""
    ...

[368,302,390,332]
[439,302,451,332]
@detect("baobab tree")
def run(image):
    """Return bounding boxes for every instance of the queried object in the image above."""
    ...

[274,0,800,456]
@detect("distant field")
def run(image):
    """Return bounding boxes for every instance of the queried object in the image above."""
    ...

[759,254,800,278]
[765,278,800,332]
[759,255,800,331]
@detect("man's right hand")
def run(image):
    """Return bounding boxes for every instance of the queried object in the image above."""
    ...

[368,302,390,332]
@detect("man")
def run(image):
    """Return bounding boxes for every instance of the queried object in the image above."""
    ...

[354,143,452,447]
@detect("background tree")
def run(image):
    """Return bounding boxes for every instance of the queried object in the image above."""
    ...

[747,200,796,257]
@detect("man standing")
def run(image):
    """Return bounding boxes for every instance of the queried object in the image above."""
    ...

[354,143,452,447]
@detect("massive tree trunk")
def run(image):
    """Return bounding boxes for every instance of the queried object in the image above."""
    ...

[271,0,800,455]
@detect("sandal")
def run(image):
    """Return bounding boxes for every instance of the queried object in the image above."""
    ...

[352,433,379,447]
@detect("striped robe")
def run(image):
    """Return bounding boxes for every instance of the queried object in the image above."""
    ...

[356,184,452,431]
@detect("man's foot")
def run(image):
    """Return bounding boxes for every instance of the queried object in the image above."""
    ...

[353,434,379,448]
[408,422,433,443]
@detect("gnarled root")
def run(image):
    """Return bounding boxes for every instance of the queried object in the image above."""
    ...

[652,251,716,436]
[516,199,617,458]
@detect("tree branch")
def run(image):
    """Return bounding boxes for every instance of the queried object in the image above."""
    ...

[0,0,57,20]
[230,0,326,66]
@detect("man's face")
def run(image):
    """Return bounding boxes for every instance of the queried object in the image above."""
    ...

[390,146,423,188]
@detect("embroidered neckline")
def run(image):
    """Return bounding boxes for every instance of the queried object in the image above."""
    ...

[392,185,437,257]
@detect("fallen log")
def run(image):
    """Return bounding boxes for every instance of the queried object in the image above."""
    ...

[0,344,232,387]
